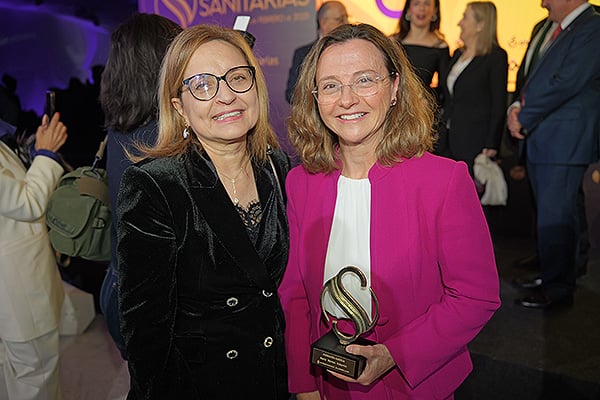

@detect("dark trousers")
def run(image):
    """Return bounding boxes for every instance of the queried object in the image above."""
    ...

[99,264,128,359]
[527,162,587,299]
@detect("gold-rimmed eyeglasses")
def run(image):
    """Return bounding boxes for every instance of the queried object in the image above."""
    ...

[312,71,396,105]
[181,65,255,101]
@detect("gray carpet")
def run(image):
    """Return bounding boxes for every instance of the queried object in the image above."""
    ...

[456,233,600,400]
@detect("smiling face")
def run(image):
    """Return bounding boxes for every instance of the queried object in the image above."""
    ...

[171,40,258,150]
[407,0,437,29]
[315,39,399,153]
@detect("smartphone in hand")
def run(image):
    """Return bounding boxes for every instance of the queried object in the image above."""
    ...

[44,90,56,117]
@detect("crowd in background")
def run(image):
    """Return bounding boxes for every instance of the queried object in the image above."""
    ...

[0,70,106,170]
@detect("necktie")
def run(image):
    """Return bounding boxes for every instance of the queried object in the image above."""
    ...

[550,24,563,41]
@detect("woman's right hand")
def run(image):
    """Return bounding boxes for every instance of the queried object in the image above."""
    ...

[35,113,67,153]
[296,390,321,400]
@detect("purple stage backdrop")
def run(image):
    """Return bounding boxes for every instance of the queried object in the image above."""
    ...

[139,0,317,155]
[0,3,110,123]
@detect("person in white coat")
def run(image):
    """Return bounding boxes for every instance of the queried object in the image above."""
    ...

[0,113,67,400]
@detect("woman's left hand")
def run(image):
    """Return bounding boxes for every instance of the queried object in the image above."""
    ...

[328,343,396,386]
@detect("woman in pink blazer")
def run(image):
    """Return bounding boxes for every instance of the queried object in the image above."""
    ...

[279,23,500,400]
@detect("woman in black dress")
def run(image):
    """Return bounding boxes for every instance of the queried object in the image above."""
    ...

[392,0,450,103]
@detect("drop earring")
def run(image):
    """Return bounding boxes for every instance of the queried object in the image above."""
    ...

[391,98,397,107]
[183,126,191,139]
[405,14,411,21]
[432,14,438,22]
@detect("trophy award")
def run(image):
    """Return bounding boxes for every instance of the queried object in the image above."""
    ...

[310,265,379,379]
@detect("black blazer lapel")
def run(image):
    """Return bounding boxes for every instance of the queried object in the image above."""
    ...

[189,151,275,291]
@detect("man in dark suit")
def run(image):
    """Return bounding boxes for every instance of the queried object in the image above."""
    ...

[511,6,600,276]
[508,0,600,309]
[507,18,556,275]
[285,1,348,103]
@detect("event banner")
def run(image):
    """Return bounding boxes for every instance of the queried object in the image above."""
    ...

[320,0,547,92]
[139,0,552,126]
[139,0,318,154]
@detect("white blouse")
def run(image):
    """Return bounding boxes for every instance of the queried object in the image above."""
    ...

[446,55,473,95]
[322,175,373,320]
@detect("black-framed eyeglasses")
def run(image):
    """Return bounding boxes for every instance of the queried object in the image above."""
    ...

[181,66,256,101]
[312,71,396,104]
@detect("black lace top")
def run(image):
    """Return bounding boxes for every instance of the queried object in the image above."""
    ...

[235,199,262,244]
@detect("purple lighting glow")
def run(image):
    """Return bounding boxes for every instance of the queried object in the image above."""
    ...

[376,0,402,19]
[0,2,110,118]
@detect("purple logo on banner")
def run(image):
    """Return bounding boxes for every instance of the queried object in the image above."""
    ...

[139,0,198,28]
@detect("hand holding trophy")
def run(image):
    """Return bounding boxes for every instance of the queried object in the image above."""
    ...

[311,265,380,379]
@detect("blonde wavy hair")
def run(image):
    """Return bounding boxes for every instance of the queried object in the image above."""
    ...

[133,24,278,163]
[288,23,436,174]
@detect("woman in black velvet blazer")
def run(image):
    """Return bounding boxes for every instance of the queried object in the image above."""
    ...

[116,24,290,399]
[439,1,508,176]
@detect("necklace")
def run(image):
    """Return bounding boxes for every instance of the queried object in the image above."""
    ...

[219,158,248,206]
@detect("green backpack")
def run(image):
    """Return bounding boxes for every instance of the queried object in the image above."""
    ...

[46,137,111,262]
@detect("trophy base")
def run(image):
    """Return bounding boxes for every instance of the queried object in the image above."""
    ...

[310,331,376,379]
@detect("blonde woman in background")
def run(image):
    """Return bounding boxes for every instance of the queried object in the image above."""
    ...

[438,1,508,176]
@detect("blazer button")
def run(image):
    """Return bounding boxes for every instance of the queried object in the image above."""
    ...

[263,336,273,348]
[226,349,238,359]
[226,297,239,307]
[262,290,273,298]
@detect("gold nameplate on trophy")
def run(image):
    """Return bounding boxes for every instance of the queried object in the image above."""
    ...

[310,265,379,379]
